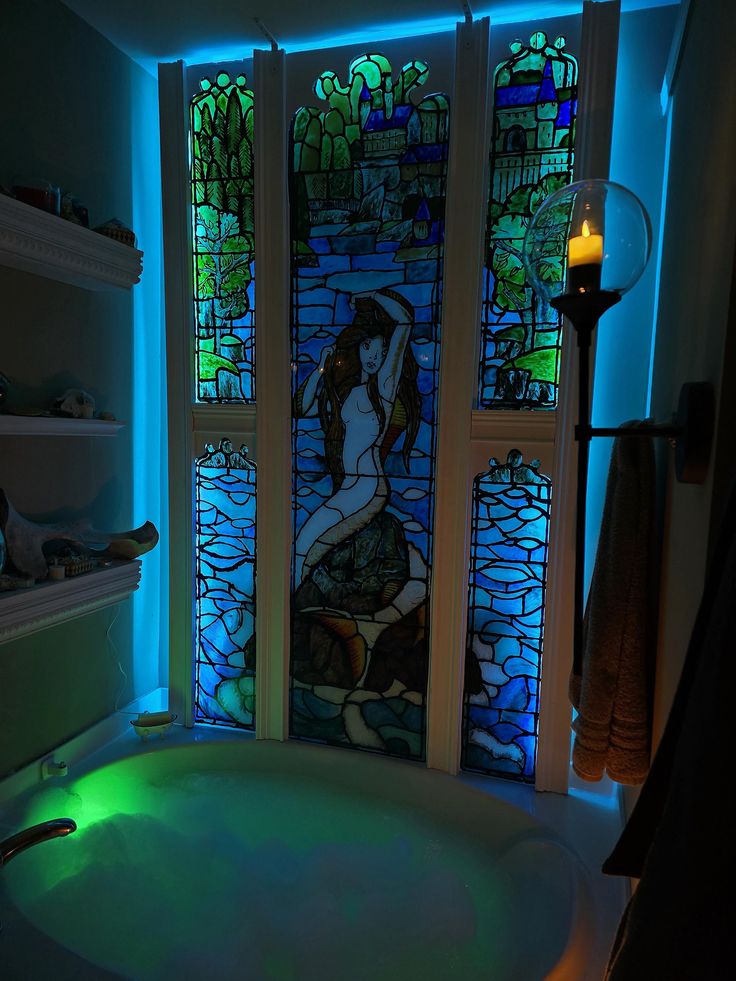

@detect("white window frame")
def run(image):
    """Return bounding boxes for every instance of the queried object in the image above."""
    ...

[158,0,621,791]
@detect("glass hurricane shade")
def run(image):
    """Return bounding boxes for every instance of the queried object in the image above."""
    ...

[522,179,652,301]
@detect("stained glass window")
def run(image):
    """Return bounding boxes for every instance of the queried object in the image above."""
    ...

[289,54,449,760]
[479,33,578,409]
[462,451,551,781]
[194,439,256,728]
[191,73,255,402]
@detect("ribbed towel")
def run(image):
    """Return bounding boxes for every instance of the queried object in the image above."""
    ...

[570,424,656,785]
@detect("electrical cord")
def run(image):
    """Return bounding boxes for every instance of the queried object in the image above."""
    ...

[105,606,128,712]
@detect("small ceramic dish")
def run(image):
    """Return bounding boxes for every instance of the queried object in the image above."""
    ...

[130,711,178,740]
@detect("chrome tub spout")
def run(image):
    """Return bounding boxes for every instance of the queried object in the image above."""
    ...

[0,819,77,867]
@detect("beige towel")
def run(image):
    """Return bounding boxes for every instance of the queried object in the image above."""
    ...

[570,424,655,784]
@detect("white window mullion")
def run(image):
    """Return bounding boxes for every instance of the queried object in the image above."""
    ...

[254,48,292,741]
[159,59,196,727]
[536,0,621,792]
[426,17,492,775]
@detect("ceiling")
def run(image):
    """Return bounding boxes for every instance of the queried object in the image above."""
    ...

[61,0,678,74]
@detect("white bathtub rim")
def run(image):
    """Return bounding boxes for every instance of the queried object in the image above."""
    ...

[2,729,595,979]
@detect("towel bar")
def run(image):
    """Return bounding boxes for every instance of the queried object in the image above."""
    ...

[574,381,715,485]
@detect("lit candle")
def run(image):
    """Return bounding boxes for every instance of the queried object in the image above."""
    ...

[567,220,603,293]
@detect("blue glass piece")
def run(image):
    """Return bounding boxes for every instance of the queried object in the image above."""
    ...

[462,451,551,782]
[479,34,578,409]
[494,84,541,107]
[194,441,257,729]
[290,55,450,761]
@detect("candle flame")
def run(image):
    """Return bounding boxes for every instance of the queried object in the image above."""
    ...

[582,220,591,238]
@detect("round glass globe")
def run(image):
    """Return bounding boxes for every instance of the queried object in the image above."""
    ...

[522,179,652,301]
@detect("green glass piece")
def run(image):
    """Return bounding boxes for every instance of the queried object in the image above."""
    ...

[289,53,450,763]
[191,73,255,403]
[479,33,578,409]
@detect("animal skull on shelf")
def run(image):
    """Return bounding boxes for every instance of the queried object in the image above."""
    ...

[0,490,159,580]
[52,388,96,419]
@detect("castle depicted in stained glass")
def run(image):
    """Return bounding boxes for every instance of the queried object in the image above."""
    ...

[289,56,450,760]
[292,55,448,268]
[480,32,578,410]
[491,33,577,201]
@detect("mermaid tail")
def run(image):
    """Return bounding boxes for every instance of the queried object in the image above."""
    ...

[296,475,390,585]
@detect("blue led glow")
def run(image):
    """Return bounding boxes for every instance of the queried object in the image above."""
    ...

[172,0,677,68]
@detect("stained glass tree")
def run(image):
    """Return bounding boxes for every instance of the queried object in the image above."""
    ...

[479,33,578,409]
[194,439,256,728]
[462,450,552,781]
[289,53,450,760]
[191,73,255,402]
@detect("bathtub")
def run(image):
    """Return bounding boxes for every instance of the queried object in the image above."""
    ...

[0,732,593,980]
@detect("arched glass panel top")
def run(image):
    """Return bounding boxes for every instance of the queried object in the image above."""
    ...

[191,73,256,403]
[289,53,450,761]
[479,33,578,410]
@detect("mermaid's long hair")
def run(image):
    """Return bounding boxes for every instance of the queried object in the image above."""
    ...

[318,295,421,492]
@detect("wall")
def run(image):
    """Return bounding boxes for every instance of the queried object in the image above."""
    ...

[0,0,164,777]
[586,2,677,578]
[647,0,736,745]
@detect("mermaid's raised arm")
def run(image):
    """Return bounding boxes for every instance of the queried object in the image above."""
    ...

[294,344,334,417]
[373,291,412,403]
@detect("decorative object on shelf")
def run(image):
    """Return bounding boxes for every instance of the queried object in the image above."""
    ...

[0,572,34,591]
[48,560,65,581]
[94,218,137,248]
[130,710,177,740]
[60,192,89,227]
[51,388,95,419]
[12,179,61,215]
[59,556,96,577]
[0,194,143,291]
[0,488,158,580]
[0,378,116,423]
[522,177,715,683]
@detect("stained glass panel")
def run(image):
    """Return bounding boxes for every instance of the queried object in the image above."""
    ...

[194,439,256,728]
[191,73,255,402]
[479,33,578,409]
[462,450,551,781]
[289,54,449,760]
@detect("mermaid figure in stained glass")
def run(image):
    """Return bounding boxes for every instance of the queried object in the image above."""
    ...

[294,289,420,587]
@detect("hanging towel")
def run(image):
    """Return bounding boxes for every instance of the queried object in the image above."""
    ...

[569,423,656,784]
[602,474,736,980]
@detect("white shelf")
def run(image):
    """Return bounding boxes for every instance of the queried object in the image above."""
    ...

[0,416,125,436]
[0,560,141,644]
[0,194,143,291]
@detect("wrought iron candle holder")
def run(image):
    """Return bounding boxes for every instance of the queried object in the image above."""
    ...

[523,179,715,677]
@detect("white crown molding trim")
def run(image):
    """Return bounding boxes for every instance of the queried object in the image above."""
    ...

[0,560,141,645]
[0,194,143,291]
[470,409,557,445]
[0,416,125,437]
[191,403,257,444]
